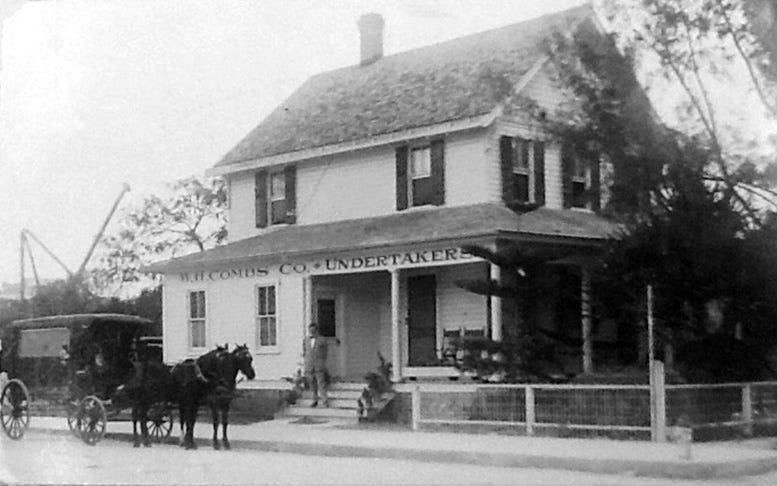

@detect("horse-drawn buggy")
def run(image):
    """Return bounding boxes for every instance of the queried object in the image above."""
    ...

[0,313,172,445]
[1,313,256,450]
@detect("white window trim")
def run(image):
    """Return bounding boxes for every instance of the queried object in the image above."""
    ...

[511,138,535,203]
[571,154,593,210]
[268,171,288,226]
[187,289,208,352]
[407,144,433,207]
[255,282,281,355]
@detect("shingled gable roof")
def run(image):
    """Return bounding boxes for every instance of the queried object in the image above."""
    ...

[214,5,595,170]
[143,204,620,273]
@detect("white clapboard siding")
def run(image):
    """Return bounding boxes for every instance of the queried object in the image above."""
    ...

[444,128,496,206]
[162,269,305,381]
[437,263,488,333]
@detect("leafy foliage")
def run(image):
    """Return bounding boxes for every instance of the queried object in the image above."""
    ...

[89,176,227,295]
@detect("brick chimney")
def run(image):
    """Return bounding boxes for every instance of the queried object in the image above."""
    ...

[357,13,384,66]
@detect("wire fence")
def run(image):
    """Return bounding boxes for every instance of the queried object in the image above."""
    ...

[411,381,777,441]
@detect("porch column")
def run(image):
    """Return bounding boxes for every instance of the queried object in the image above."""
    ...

[303,275,313,333]
[490,264,503,342]
[581,268,593,374]
[390,268,402,382]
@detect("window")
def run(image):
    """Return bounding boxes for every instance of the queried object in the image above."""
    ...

[255,167,296,228]
[396,141,445,210]
[188,291,206,349]
[411,147,431,179]
[269,172,287,225]
[571,155,591,209]
[511,138,533,203]
[410,146,434,206]
[256,285,278,350]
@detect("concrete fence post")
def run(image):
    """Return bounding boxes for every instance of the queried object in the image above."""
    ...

[742,384,753,437]
[411,385,420,431]
[525,385,535,436]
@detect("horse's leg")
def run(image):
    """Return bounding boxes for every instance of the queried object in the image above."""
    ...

[131,407,141,448]
[211,403,220,450]
[221,404,230,450]
[140,403,151,447]
[186,404,198,450]
[178,405,186,447]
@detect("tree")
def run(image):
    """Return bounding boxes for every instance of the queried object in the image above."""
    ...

[88,176,227,295]
[598,0,777,225]
[453,241,582,382]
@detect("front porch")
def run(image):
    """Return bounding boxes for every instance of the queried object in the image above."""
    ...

[302,256,602,383]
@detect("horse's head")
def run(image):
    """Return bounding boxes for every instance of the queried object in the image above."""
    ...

[232,344,255,380]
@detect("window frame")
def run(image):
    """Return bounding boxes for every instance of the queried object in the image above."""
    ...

[255,283,280,354]
[511,138,535,203]
[187,290,207,351]
[268,171,287,226]
[407,144,433,207]
[571,155,592,209]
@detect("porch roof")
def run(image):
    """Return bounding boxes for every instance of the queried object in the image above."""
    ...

[142,204,620,273]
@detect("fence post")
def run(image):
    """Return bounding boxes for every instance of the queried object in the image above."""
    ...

[525,385,535,436]
[742,384,753,437]
[411,384,420,431]
[650,360,667,442]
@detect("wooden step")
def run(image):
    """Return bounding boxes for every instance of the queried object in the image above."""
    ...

[280,406,357,419]
[295,398,358,409]
[300,390,363,400]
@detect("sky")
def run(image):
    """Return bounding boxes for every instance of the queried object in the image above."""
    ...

[0,0,588,289]
[1,0,772,292]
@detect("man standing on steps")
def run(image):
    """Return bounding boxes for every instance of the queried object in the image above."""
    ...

[304,322,328,407]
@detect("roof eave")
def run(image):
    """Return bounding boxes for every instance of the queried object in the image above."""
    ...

[207,112,499,177]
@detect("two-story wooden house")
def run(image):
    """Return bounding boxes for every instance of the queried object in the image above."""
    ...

[145,5,619,387]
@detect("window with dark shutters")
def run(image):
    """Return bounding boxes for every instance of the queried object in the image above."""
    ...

[430,139,445,206]
[397,141,445,209]
[256,166,297,227]
[501,135,545,207]
[533,141,545,206]
[284,165,297,224]
[396,146,409,211]
[563,142,600,210]
[255,171,268,228]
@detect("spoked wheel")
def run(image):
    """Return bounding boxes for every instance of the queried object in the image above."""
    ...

[77,396,107,445]
[1,379,30,440]
[146,403,173,443]
[66,400,81,437]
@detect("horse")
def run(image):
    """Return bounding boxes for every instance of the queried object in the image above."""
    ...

[113,358,174,447]
[198,343,255,450]
[172,344,255,450]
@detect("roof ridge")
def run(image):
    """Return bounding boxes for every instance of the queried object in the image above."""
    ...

[311,4,594,79]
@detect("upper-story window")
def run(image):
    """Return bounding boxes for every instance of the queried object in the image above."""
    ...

[255,166,296,228]
[396,140,445,210]
[562,145,600,211]
[270,172,287,225]
[500,136,545,206]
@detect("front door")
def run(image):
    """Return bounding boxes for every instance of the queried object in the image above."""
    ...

[315,293,343,379]
[407,275,437,366]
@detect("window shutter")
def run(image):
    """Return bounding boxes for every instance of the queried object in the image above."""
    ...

[430,139,445,206]
[561,142,574,208]
[589,157,601,211]
[255,170,268,228]
[534,141,545,206]
[500,136,515,203]
[396,146,409,211]
[284,165,296,224]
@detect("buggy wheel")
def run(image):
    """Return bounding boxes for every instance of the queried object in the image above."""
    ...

[146,403,173,442]
[1,379,30,440]
[66,401,81,437]
[78,396,106,445]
